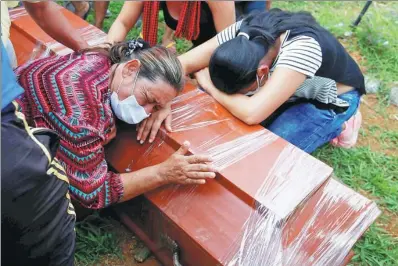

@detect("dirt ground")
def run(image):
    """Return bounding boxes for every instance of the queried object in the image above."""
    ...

[95,219,161,266]
[357,95,398,239]
[358,94,398,156]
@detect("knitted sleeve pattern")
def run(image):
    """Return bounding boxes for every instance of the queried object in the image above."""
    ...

[15,52,123,209]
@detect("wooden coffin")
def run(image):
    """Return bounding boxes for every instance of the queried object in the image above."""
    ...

[9,5,106,67]
[106,85,380,266]
[10,5,380,265]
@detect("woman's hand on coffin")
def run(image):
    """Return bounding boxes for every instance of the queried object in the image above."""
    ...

[194,68,218,96]
[137,103,172,144]
[157,141,217,185]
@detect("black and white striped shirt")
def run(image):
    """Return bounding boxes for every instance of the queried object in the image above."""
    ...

[215,21,350,108]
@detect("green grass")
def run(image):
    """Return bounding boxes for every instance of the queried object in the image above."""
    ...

[274,1,398,107]
[74,1,398,265]
[314,146,398,265]
[75,212,122,266]
[315,146,398,212]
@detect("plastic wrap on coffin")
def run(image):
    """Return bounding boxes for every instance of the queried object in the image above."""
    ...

[9,5,106,66]
[8,6,380,264]
[107,85,379,265]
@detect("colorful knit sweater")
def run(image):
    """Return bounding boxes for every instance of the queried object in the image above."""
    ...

[15,52,123,209]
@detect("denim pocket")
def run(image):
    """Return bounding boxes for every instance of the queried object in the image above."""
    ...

[327,108,338,117]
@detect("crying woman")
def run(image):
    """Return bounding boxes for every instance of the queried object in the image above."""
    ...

[14,40,217,210]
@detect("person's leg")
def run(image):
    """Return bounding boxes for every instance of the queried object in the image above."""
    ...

[244,1,267,14]
[94,1,110,29]
[264,90,361,153]
[70,1,90,20]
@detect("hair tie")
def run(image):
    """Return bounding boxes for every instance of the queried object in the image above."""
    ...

[125,39,144,57]
[237,32,250,40]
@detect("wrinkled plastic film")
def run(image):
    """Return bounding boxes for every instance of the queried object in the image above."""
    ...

[125,130,167,173]
[282,179,381,265]
[171,88,230,132]
[111,87,380,265]
[48,25,107,56]
[201,130,278,171]
[220,178,381,266]
[222,208,283,266]
[10,6,107,64]
[253,144,330,218]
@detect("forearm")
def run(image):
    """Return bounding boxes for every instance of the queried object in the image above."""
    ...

[211,89,256,124]
[196,69,258,124]
[208,1,236,32]
[107,1,143,43]
[119,164,166,202]
[178,37,219,75]
[24,1,88,51]
[107,20,129,43]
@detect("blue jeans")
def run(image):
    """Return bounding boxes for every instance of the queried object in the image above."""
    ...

[263,90,361,153]
[235,1,267,19]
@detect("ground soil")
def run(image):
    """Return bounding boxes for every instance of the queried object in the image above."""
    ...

[95,219,161,266]
[358,94,398,156]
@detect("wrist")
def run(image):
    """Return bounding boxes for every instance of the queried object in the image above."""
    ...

[153,164,168,186]
[75,39,89,51]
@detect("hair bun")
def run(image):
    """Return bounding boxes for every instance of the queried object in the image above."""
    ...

[125,39,145,57]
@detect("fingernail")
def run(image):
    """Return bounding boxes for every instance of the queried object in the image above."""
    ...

[149,139,153,143]
[140,140,144,145]
[211,173,216,178]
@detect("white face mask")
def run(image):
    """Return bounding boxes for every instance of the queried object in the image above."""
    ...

[245,74,265,96]
[110,65,150,124]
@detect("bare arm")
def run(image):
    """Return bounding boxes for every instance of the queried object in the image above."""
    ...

[207,1,236,32]
[195,67,306,125]
[119,164,165,202]
[24,1,88,51]
[178,36,219,75]
[107,1,143,43]
[178,2,235,75]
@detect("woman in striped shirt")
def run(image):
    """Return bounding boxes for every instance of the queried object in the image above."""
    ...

[177,9,365,153]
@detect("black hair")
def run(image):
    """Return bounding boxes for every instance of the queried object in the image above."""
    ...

[209,9,320,94]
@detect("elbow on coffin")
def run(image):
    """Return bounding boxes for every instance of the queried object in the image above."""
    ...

[242,113,262,126]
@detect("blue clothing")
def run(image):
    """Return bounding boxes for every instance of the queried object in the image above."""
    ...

[264,90,361,153]
[235,1,267,19]
[1,42,24,110]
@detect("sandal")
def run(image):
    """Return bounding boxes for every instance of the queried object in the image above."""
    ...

[330,110,362,148]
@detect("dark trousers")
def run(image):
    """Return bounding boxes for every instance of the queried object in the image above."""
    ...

[1,101,76,266]
[235,1,267,19]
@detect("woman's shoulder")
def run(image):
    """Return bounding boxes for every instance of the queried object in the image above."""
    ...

[216,20,244,45]
[16,51,111,74]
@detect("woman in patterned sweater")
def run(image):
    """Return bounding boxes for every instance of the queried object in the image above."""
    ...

[15,40,216,209]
